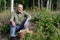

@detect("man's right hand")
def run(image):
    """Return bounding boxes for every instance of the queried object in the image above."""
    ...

[12,21,16,27]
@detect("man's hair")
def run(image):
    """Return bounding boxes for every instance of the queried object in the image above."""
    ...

[17,4,23,8]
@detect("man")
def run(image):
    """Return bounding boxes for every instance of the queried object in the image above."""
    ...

[10,4,31,40]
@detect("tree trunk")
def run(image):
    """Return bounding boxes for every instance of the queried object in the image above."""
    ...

[38,0,40,9]
[11,0,14,15]
[47,0,49,9]
[4,0,6,12]
[47,0,52,10]
[41,0,43,8]
[57,0,60,10]
[49,0,52,9]
[33,0,35,8]
[57,0,58,9]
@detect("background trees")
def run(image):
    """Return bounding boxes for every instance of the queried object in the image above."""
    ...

[0,0,59,10]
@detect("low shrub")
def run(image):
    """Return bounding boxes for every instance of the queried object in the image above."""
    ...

[30,8,60,40]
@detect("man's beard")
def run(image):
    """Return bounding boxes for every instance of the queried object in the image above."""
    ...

[17,10,21,14]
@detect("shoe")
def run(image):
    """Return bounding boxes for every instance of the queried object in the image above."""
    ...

[10,37,15,40]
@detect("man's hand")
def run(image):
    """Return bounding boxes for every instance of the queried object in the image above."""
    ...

[12,21,16,27]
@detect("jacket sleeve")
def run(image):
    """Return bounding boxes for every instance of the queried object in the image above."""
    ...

[23,11,31,21]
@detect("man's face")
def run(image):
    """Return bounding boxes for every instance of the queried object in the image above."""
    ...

[17,4,23,12]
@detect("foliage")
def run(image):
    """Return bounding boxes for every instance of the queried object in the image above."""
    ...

[23,8,60,40]
[0,23,9,34]
[0,8,60,40]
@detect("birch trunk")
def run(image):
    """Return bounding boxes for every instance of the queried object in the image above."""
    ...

[11,0,14,15]
[47,0,52,9]
[47,0,49,9]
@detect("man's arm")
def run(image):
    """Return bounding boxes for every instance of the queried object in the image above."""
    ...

[10,12,16,27]
[23,11,31,22]
[23,11,31,28]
